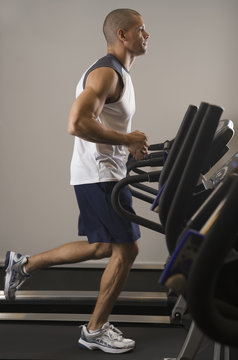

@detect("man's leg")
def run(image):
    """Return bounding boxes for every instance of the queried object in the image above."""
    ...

[25,241,112,273]
[4,241,112,301]
[87,241,139,330]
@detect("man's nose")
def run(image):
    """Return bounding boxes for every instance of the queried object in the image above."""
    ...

[144,31,149,39]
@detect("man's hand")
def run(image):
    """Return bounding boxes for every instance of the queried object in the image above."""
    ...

[127,130,149,160]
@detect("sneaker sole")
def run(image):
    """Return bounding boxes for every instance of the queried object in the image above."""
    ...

[4,251,16,301]
[78,338,135,354]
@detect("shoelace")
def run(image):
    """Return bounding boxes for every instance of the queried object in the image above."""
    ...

[104,325,123,341]
[80,323,123,341]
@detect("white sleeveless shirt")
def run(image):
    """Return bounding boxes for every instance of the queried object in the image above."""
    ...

[70,54,135,185]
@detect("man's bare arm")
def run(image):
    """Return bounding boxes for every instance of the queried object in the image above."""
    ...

[67,67,148,159]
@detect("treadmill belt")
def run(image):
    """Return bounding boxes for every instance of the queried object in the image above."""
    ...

[0,322,215,360]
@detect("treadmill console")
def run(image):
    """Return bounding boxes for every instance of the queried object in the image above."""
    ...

[203,153,238,189]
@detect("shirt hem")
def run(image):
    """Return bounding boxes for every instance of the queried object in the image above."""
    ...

[70,177,124,186]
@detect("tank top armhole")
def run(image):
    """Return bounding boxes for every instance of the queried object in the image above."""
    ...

[82,55,124,91]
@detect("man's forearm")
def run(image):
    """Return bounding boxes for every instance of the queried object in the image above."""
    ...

[68,115,129,146]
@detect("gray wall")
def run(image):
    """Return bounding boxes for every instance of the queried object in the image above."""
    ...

[1,0,238,267]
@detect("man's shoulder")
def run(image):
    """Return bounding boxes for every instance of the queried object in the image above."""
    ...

[83,54,124,89]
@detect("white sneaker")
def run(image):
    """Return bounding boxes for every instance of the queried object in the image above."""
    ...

[4,251,30,301]
[78,322,135,353]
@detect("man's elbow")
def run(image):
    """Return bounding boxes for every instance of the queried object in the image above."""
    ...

[67,115,80,136]
[67,122,76,136]
[67,119,86,138]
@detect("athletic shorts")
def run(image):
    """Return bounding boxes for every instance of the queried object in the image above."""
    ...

[74,182,141,244]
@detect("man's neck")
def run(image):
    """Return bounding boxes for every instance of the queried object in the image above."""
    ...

[107,48,135,71]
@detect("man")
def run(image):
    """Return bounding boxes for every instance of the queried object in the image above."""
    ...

[4,8,149,354]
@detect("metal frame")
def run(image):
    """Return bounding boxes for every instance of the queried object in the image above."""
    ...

[0,312,170,324]
[0,290,167,302]
[0,290,171,324]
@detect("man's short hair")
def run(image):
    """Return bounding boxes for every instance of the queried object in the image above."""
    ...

[103,8,141,45]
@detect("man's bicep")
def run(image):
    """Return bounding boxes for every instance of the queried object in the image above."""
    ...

[75,87,105,119]
[67,87,104,136]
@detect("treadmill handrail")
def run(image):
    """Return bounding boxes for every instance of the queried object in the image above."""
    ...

[164,104,223,253]
[158,102,209,229]
[158,104,198,189]
[111,171,165,233]
[126,153,165,173]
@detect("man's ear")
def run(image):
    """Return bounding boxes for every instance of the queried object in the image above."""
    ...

[117,29,126,41]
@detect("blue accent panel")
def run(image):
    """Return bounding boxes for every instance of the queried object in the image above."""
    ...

[159,229,204,285]
[163,150,169,163]
[151,183,166,211]
[78,342,90,350]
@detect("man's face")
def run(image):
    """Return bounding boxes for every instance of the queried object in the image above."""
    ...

[123,15,149,56]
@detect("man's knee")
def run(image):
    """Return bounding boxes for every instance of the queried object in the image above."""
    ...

[92,242,112,259]
[129,242,139,262]
[126,242,139,261]
[113,241,139,264]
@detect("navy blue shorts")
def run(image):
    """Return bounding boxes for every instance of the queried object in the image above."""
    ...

[74,182,141,244]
